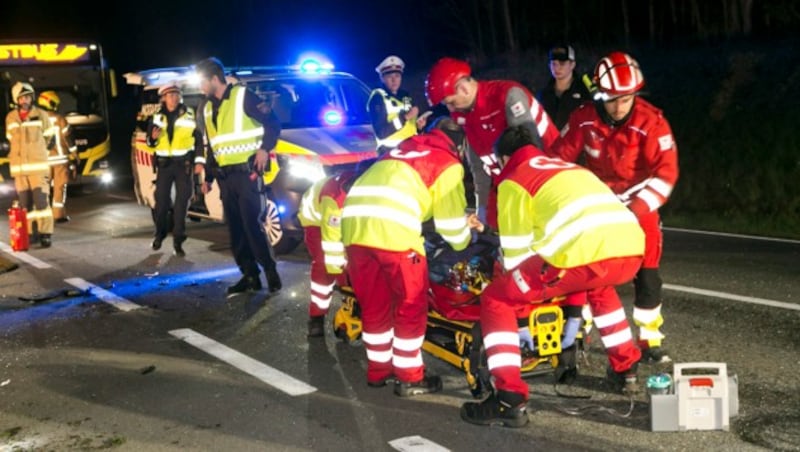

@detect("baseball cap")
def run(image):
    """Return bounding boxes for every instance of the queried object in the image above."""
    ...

[548,45,575,62]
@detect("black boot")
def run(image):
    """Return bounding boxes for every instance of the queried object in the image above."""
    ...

[173,237,186,257]
[307,316,325,337]
[394,375,442,397]
[227,275,262,294]
[460,390,529,428]
[40,234,52,248]
[151,237,163,251]
[266,268,282,293]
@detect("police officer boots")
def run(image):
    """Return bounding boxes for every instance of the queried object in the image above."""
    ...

[226,275,262,295]
[266,268,282,293]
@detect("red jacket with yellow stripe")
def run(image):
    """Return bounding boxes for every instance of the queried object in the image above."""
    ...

[496,145,644,271]
[342,129,471,256]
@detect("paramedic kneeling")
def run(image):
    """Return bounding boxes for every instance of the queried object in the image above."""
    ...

[460,125,644,428]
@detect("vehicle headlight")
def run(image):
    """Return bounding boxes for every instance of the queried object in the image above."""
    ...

[286,158,326,183]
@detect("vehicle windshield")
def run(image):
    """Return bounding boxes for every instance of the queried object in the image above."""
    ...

[141,75,372,129]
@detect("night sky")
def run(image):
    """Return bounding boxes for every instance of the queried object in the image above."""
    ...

[1,0,446,83]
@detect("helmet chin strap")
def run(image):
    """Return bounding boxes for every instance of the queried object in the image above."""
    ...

[595,98,635,127]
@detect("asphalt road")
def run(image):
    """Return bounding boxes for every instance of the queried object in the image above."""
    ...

[0,180,798,451]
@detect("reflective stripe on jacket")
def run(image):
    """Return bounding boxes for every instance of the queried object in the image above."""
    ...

[549,98,679,217]
[6,106,51,176]
[204,85,264,166]
[342,130,470,255]
[497,145,644,271]
[367,88,416,151]
[452,80,559,183]
[151,107,197,157]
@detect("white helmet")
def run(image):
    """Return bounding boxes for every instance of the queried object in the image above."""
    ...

[375,55,405,76]
[158,82,181,97]
[11,82,35,103]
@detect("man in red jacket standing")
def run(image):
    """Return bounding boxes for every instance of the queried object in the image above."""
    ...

[549,51,679,364]
[425,57,560,229]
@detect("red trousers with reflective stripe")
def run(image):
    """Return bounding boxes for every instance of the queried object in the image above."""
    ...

[304,226,339,317]
[481,254,642,398]
[346,245,429,384]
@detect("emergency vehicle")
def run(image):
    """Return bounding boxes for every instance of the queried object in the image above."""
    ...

[0,39,118,192]
[125,59,377,254]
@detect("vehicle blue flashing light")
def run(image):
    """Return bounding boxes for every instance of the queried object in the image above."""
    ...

[323,109,343,126]
[299,58,334,75]
[277,204,286,215]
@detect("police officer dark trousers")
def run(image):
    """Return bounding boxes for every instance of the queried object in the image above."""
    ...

[216,165,280,292]
[146,83,202,256]
[194,56,282,294]
[153,154,193,253]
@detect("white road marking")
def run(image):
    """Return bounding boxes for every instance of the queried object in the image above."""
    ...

[168,328,317,396]
[64,277,143,312]
[664,226,800,244]
[0,242,52,269]
[389,435,450,452]
[664,283,800,311]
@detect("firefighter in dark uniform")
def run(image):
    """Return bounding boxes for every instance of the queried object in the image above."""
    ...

[367,55,422,155]
[146,82,203,256]
[194,57,282,294]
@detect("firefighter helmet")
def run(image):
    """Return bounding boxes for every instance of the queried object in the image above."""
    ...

[593,51,644,100]
[38,91,61,111]
[11,82,35,103]
[375,55,405,75]
[158,82,181,97]
[425,57,471,106]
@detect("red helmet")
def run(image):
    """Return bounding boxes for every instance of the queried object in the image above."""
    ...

[594,51,644,99]
[425,57,471,106]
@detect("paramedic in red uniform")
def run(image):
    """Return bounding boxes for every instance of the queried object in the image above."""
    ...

[549,51,679,364]
[341,118,474,397]
[460,125,645,428]
[424,57,560,228]
[298,160,374,338]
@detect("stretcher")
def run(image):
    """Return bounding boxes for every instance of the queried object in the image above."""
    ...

[332,233,582,398]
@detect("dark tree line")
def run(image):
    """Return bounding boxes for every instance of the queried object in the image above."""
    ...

[417,0,798,58]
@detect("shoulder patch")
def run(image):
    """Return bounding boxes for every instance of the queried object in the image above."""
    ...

[456,117,466,126]
[510,101,526,118]
[658,134,674,151]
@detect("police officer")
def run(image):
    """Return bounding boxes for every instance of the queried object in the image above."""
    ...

[146,82,203,256]
[6,82,54,247]
[194,57,282,294]
[367,55,421,155]
[38,90,79,223]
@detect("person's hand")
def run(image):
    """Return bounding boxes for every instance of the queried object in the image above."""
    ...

[407,106,419,120]
[193,163,205,175]
[253,149,270,173]
[150,125,161,141]
[467,213,485,233]
[416,115,428,130]
[201,181,212,195]
[518,327,534,351]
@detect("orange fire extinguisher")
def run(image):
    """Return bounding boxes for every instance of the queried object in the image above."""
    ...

[8,200,30,252]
